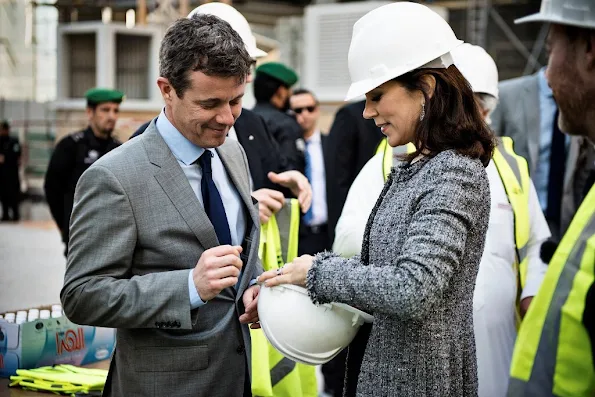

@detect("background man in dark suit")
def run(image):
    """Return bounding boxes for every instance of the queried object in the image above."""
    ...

[325,100,384,244]
[0,120,22,221]
[253,62,306,174]
[44,88,123,255]
[289,88,331,255]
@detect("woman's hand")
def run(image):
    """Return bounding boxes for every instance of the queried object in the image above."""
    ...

[257,255,315,288]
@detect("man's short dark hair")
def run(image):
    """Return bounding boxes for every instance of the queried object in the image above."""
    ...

[159,14,254,98]
[0,120,9,130]
[253,73,286,103]
[291,88,318,103]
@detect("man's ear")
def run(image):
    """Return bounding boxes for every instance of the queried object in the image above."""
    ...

[157,77,175,102]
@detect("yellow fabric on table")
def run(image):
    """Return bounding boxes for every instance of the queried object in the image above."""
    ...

[9,364,108,395]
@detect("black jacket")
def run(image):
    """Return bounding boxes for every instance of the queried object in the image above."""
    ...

[44,127,120,243]
[252,102,306,174]
[325,100,384,243]
[234,108,292,192]
[0,135,21,196]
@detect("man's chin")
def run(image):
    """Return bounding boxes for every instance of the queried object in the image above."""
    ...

[558,111,585,137]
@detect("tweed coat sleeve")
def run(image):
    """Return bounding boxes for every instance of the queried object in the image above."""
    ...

[306,154,489,320]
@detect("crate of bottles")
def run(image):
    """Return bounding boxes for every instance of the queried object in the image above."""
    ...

[0,305,115,377]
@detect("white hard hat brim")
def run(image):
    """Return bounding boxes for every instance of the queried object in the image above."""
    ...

[250,47,268,58]
[515,12,595,29]
[344,43,463,101]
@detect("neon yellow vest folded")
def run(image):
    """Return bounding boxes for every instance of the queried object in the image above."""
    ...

[252,199,318,397]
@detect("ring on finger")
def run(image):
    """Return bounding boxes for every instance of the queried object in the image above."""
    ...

[276,268,283,276]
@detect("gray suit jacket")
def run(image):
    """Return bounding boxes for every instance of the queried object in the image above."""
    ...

[491,72,582,238]
[61,122,262,397]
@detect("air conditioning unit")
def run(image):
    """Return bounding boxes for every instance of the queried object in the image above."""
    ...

[303,1,448,102]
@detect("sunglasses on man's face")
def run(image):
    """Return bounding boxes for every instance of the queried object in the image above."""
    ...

[292,105,317,114]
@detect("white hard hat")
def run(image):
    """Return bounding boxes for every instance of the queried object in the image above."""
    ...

[258,284,373,365]
[516,0,595,30]
[451,43,499,99]
[188,3,267,58]
[345,2,463,101]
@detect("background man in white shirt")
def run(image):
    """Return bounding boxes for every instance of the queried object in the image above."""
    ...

[289,90,331,254]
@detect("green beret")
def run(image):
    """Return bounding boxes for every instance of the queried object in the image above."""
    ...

[255,62,298,87]
[84,88,125,104]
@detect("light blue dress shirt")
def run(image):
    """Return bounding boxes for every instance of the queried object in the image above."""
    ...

[536,68,558,211]
[156,110,246,309]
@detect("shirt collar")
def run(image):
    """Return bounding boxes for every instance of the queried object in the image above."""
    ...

[156,108,205,165]
[538,67,553,98]
[305,130,321,144]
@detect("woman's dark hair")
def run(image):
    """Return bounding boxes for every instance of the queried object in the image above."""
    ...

[394,65,495,166]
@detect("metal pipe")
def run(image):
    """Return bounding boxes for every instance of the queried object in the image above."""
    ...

[489,8,541,72]
[523,23,549,75]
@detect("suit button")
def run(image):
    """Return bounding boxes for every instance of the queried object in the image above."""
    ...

[236,345,245,355]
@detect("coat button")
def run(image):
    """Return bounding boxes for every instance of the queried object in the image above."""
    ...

[236,345,245,355]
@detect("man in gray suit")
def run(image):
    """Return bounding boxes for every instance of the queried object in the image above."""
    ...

[61,15,261,397]
[491,68,585,239]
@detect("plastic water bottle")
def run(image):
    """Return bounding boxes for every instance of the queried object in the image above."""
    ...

[28,309,40,322]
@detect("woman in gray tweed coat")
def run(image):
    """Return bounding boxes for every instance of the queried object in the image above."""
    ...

[259,3,494,396]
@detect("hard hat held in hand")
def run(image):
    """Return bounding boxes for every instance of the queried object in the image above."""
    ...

[258,284,373,365]
[451,43,499,99]
[345,2,462,101]
[187,3,267,58]
[515,0,595,30]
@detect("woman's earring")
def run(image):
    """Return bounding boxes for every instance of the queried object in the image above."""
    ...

[420,102,426,121]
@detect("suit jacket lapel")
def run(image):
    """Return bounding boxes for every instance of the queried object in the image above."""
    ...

[142,122,220,249]
[565,136,580,190]
[523,75,541,174]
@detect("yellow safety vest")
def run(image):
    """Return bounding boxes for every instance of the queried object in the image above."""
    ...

[376,137,531,291]
[252,199,318,397]
[508,184,595,396]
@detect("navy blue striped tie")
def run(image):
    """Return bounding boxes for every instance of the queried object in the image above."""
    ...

[198,150,232,245]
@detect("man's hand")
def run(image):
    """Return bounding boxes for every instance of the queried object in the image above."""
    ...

[239,285,260,329]
[267,171,312,214]
[252,188,285,224]
[192,245,243,302]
